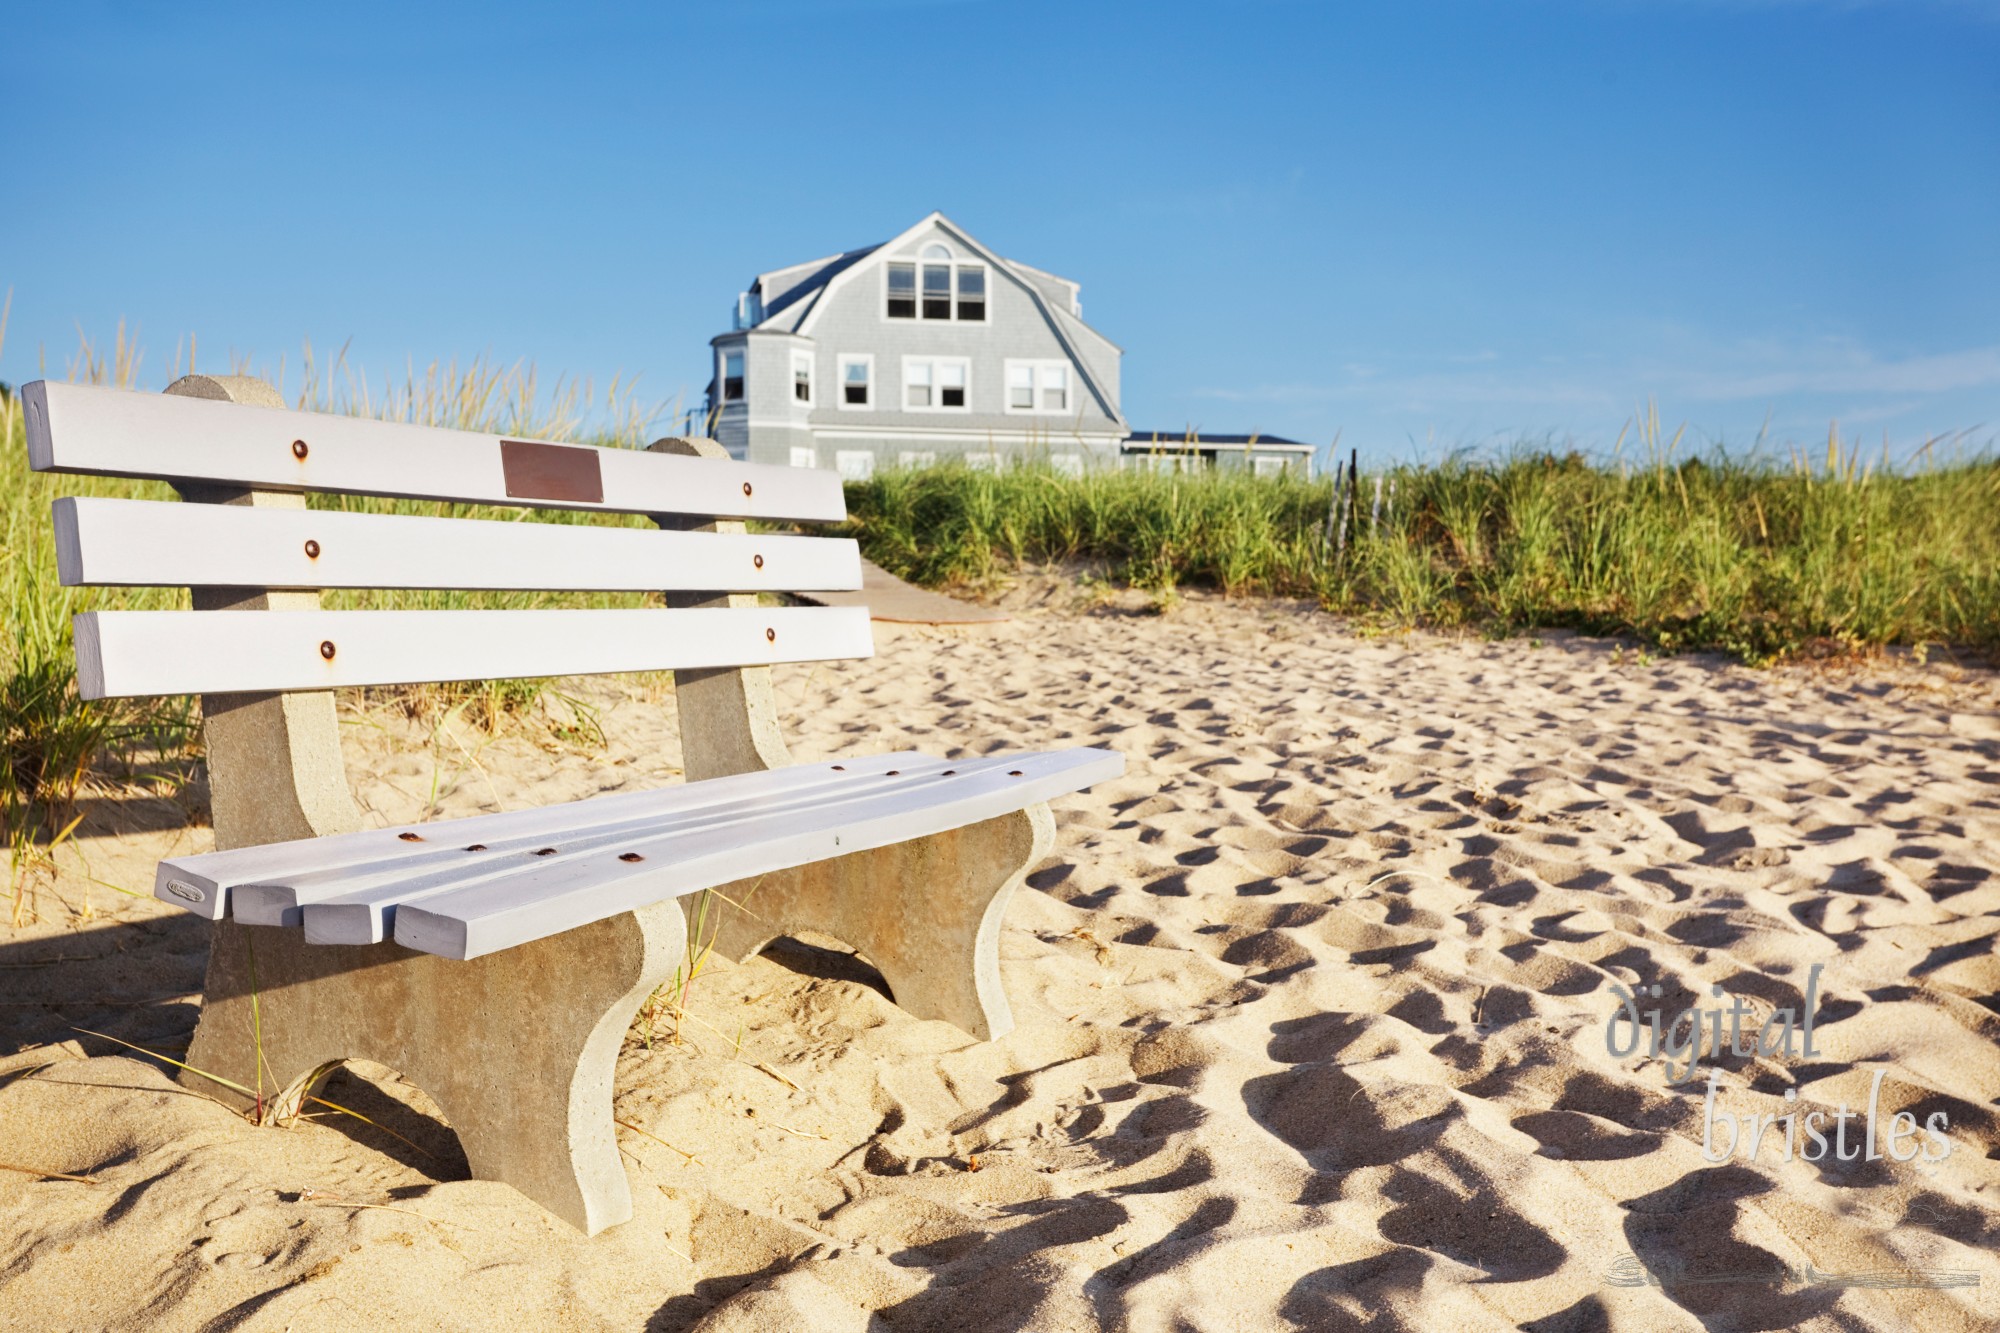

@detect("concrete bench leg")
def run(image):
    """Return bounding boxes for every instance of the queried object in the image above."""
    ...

[694,803,1054,1042]
[179,899,686,1235]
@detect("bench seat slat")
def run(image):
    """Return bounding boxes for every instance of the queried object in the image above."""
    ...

[390,747,1124,959]
[74,606,874,700]
[297,754,994,944]
[53,498,864,594]
[159,752,927,919]
[223,753,925,927]
[22,381,844,522]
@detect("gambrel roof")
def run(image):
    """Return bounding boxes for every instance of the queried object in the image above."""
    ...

[739,213,1124,425]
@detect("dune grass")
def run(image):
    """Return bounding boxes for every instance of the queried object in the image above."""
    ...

[3,321,1995,905]
[840,428,2000,666]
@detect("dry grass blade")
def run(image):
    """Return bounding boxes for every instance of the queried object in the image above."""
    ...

[0,1160,97,1184]
[662,1006,801,1092]
[72,1028,435,1158]
[72,1025,259,1101]
[742,1106,828,1140]
[299,1093,440,1160]
[752,1061,804,1094]
[297,1186,472,1229]
[613,1116,702,1164]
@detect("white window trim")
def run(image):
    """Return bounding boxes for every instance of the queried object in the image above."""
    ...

[790,350,814,406]
[900,355,973,414]
[836,353,874,411]
[719,348,746,404]
[834,449,876,481]
[882,247,988,324]
[789,445,819,469]
[1003,359,1073,415]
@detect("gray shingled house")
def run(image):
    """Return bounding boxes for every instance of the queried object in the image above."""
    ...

[704,212,1312,478]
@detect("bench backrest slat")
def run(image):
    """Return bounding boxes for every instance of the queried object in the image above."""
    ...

[54,497,864,593]
[23,381,844,522]
[73,605,874,700]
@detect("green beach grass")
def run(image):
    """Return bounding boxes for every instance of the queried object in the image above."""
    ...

[4,330,1996,896]
[839,430,2000,666]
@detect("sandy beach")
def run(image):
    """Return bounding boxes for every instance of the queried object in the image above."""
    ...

[4,581,2000,1332]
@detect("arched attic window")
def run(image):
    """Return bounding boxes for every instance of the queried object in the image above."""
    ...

[887,244,986,322]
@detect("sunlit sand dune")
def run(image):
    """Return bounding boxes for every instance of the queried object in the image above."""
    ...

[4,584,1999,1331]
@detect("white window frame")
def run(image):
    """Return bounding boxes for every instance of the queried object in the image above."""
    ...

[1050,451,1083,477]
[901,356,972,414]
[790,445,818,469]
[790,351,813,405]
[1252,455,1293,479]
[836,353,874,410]
[897,450,938,470]
[965,451,1002,473]
[720,348,745,403]
[1003,359,1072,415]
[835,449,876,480]
[882,243,988,323]
[955,262,986,322]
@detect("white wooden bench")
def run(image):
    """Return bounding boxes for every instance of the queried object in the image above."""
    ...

[22,374,1121,1235]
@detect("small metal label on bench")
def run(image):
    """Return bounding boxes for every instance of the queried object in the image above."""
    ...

[164,880,205,904]
[500,439,605,504]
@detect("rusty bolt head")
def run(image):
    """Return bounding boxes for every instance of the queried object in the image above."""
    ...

[765,627,776,643]
[619,852,645,863]
[742,481,753,498]
[398,832,424,842]
[464,844,488,852]
[291,439,309,460]
[319,640,336,660]
[1009,770,1024,777]
[753,553,765,570]
[534,847,557,857]
[304,539,321,559]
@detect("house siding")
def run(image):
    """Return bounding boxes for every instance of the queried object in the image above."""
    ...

[709,215,1128,470]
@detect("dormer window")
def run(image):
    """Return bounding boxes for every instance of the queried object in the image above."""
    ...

[886,245,986,321]
[922,256,952,319]
[957,266,985,321]
[887,263,917,318]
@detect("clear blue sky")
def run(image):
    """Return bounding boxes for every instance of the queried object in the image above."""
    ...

[5,0,1995,467]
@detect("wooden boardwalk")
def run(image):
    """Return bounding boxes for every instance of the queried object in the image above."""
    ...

[796,558,1009,625]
